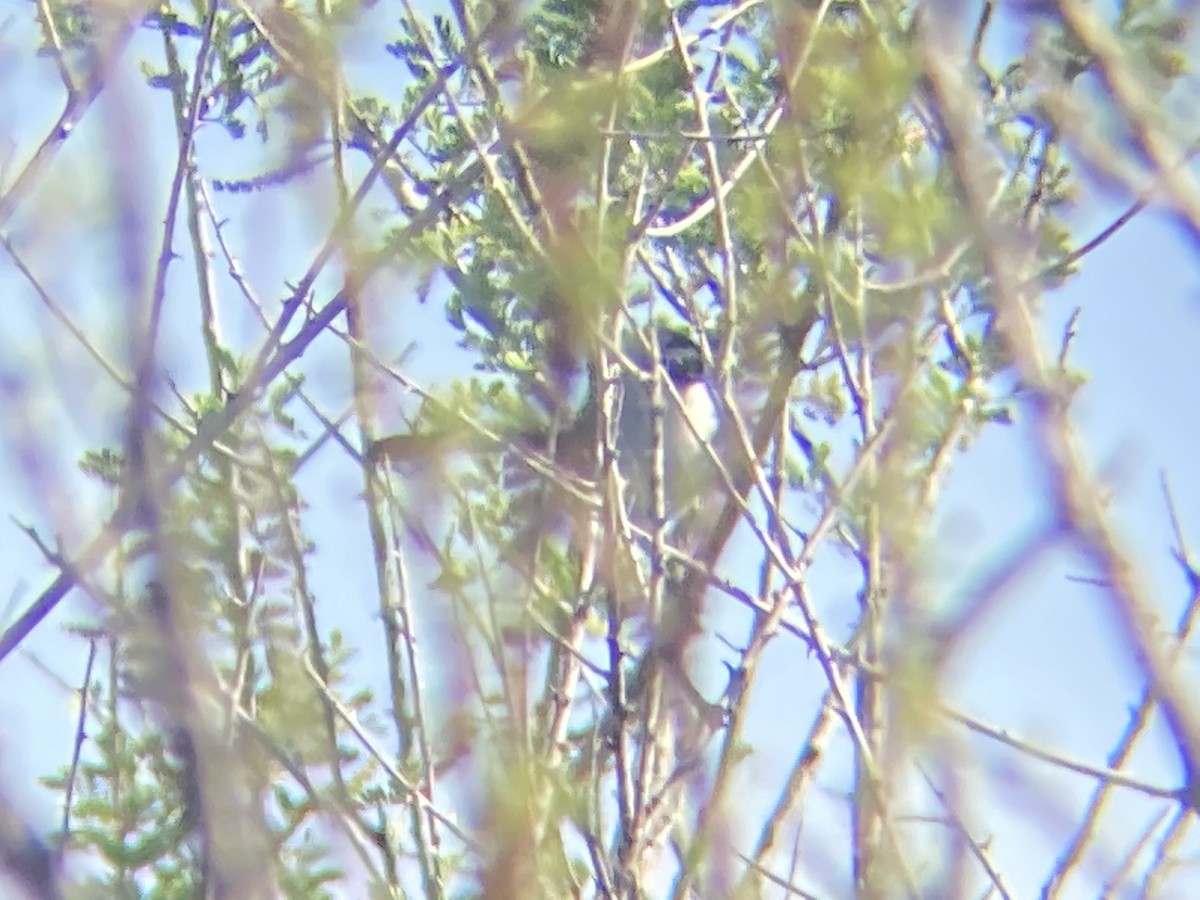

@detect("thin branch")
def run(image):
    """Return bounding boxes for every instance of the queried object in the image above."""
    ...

[0,7,141,230]
[303,661,481,853]
[916,763,1013,900]
[145,4,219,364]
[734,852,823,900]
[59,638,98,846]
[1057,307,1082,370]
[740,692,838,887]
[1101,805,1172,898]
[946,707,1180,801]
[0,233,209,450]
[1139,805,1192,897]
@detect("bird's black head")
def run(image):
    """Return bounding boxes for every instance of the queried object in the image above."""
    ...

[658,328,707,387]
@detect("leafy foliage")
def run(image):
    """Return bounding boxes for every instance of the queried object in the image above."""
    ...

[5,0,1194,896]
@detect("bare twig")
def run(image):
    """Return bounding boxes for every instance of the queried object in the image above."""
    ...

[59,638,98,844]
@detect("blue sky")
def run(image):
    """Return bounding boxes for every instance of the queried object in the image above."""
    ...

[1,1,1198,896]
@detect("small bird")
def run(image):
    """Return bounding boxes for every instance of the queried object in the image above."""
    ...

[369,325,722,538]
[613,327,720,527]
